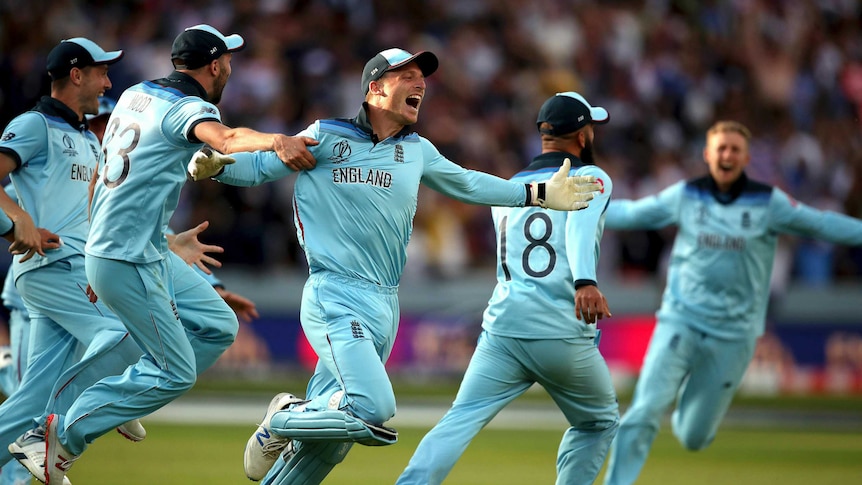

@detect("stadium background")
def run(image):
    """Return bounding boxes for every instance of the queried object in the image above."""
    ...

[1,0,862,399]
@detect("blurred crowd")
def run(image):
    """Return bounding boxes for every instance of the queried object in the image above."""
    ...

[2,0,862,287]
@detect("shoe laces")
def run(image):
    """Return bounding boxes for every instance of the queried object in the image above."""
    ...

[260,437,291,458]
[21,427,46,443]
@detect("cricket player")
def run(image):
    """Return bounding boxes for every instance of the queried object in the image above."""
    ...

[397,92,620,485]
[0,183,66,485]
[189,48,602,485]
[23,24,315,485]
[0,37,150,485]
[602,120,862,485]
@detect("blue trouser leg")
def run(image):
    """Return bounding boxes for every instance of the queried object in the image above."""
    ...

[59,255,236,456]
[0,309,37,485]
[0,258,137,467]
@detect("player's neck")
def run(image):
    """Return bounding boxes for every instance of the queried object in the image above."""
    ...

[50,91,84,122]
[366,106,406,142]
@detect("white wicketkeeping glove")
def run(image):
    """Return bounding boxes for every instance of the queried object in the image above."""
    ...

[188,147,235,181]
[529,158,600,211]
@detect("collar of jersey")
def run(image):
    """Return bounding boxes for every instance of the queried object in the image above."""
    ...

[34,96,88,131]
[351,102,414,143]
[152,71,210,101]
[709,171,748,204]
[521,151,585,175]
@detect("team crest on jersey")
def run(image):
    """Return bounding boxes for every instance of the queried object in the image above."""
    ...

[0,132,14,142]
[741,211,751,228]
[394,144,404,163]
[696,205,708,224]
[329,140,352,164]
[62,134,78,156]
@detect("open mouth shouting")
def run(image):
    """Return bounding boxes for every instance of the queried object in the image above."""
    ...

[406,94,421,111]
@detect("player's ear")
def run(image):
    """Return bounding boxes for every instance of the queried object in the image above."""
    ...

[68,67,83,86]
[208,59,220,76]
[369,79,386,97]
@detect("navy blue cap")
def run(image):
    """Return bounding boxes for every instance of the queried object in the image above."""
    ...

[171,24,246,69]
[46,38,123,80]
[361,48,438,94]
[537,92,609,136]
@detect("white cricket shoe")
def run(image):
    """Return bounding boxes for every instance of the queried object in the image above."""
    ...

[44,414,78,485]
[116,419,146,442]
[8,424,72,485]
[244,393,304,481]
[0,346,12,369]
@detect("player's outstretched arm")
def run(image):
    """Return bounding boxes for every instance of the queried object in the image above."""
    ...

[193,121,318,171]
[528,158,601,211]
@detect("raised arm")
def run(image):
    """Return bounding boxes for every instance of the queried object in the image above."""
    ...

[604,182,684,231]
[192,121,318,171]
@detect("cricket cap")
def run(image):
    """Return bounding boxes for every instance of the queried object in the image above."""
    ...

[361,48,438,94]
[537,91,609,136]
[171,24,246,70]
[46,38,123,80]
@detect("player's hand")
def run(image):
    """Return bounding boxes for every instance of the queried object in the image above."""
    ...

[85,283,98,304]
[575,285,612,324]
[8,212,45,263]
[188,147,236,181]
[215,287,259,324]
[38,228,62,250]
[168,221,224,274]
[529,158,601,211]
[273,134,318,171]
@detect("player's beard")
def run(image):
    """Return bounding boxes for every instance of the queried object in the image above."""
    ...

[581,138,595,165]
[211,70,229,104]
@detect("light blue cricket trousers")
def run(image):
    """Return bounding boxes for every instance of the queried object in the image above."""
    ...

[262,270,399,485]
[0,307,30,401]
[0,307,36,485]
[398,331,619,485]
[0,255,142,468]
[56,251,237,455]
[603,321,756,485]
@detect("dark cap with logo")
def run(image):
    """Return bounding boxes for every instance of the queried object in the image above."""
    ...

[361,48,438,94]
[537,92,609,136]
[46,38,124,80]
[171,24,246,70]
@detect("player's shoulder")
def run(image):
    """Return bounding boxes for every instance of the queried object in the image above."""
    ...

[318,117,370,142]
[1,111,48,145]
[6,110,48,129]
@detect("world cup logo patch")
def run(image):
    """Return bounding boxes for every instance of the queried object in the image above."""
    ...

[329,140,352,164]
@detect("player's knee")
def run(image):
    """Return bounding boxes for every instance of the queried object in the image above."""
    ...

[348,391,396,425]
[164,364,197,394]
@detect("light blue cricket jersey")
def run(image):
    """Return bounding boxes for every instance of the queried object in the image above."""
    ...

[482,153,612,339]
[87,72,221,263]
[606,174,862,340]
[216,105,528,287]
[0,97,100,276]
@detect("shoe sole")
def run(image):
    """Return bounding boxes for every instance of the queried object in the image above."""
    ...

[116,425,145,442]
[8,441,47,483]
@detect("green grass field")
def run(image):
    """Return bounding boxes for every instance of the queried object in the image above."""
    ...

[63,423,862,485]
